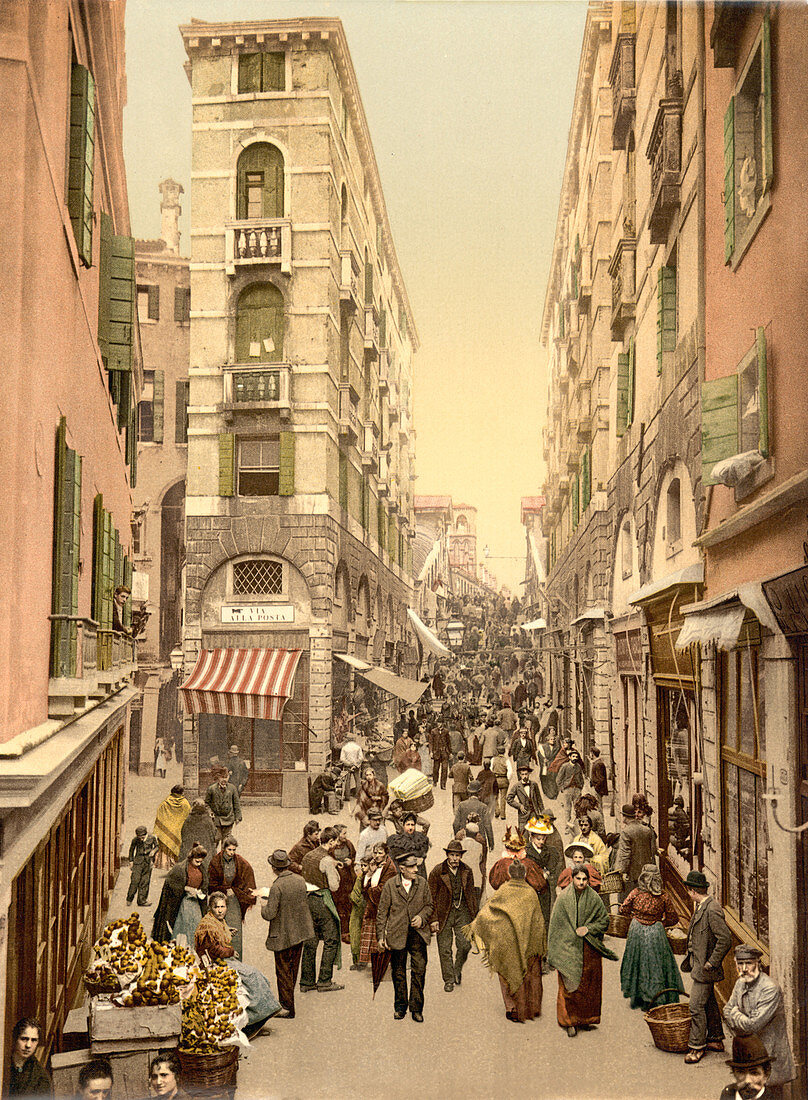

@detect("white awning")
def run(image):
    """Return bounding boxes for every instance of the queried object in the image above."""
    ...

[572,608,608,627]
[676,582,782,651]
[628,562,704,606]
[407,608,451,657]
[522,618,547,631]
[333,653,372,671]
[361,666,428,705]
[528,531,547,585]
[417,540,441,583]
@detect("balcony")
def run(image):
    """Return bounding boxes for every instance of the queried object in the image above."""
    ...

[48,618,136,719]
[364,306,379,359]
[378,350,390,395]
[646,94,683,244]
[225,219,291,276]
[340,250,361,313]
[609,238,636,339]
[338,384,360,441]
[577,414,593,442]
[378,451,390,495]
[223,364,292,419]
[360,422,379,472]
[610,33,636,149]
[566,449,580,474]
[398,408,411,440]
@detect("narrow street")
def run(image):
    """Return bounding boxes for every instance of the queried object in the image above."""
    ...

[106,763,728,1100]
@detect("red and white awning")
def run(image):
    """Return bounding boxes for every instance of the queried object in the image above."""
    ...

[180,648,303,721]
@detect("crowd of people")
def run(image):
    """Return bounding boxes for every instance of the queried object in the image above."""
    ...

[7,628,796,1100]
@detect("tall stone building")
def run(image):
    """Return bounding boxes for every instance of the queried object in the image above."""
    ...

[0,0,139,1061]
[132,182,191,775]
[179,19,418,801]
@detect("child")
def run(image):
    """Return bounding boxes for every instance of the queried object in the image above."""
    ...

[126,826,158,906]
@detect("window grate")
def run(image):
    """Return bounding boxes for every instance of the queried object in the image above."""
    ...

[233,559,283,596]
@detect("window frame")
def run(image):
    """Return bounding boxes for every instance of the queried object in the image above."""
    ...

[231,556,286,601]
[237,436,281,498]
[237,52,286,95]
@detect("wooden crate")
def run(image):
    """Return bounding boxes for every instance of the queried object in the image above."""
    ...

[89,999,181,1053]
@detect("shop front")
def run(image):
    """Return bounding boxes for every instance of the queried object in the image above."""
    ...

[611,612,645,807]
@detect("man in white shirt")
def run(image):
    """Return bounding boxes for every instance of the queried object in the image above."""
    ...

[356,809,388,862]
[339,738,365,800]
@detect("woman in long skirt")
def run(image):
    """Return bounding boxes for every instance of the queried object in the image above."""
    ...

[358,844,396,966]
[153,784,191,870]
[547,866,617,1036]
[619,863,684,1009]
[152,843,208,944]
[208,837,257,961]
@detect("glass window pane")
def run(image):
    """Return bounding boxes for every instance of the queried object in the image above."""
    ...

[724,762,740,913]
[754,775,769,944]
[253,718,281,771]
[259,439,279,467]
[198,714,228,771]
[739,646,758,757]
[738,768,758,932]
[723,652,738,749]
[239,440,260,467]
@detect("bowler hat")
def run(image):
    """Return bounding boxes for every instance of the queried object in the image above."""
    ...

[734,943,763,961]
[444,839,465,854]
[684,869,709,893]
[725,1035,774,1070]
[135,825,148,837]
[229,744,240,756]
[268,849,290,870]
[467,780,481,794]
[621,802,635,817]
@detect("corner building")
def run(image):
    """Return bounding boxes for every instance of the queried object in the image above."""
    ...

[180,19,418,801]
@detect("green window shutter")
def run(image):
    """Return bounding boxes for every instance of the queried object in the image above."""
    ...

[51,420,81,676]
[756,326,769,458]
[339,451,348,511]
[98,211,112,363]
[627,337,636,427]
[108,232,135,372]
[365,263,374,306]
[762,16,773,189]
[238,53,261,93]
[581,447,591,512]
[174,285,190,322]
[235,283,284,362]
[236,143,283,219]
[103,509,114,631]
[657,266,677,373]
[702,374,740,484]
[117,369,131,432]
[360,481,369,532]
[377,500,385,550]
[262,52,285,91]
[379,309,386,348]
[219,433,235,497]
[723,97,735,263]
[92,494,104,623]
[126,398,138,488]
[388,514,396,563]
[616,352,630,437]
[572,264,578,300]
[147,285,159,321]
[175,379,189,443]
[123,556,132,629]
[68,63,95,267]
[152,371,165,443]
[572,475,580,530]
[278,431,295,496]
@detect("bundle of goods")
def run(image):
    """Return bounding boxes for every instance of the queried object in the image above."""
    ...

[179,962,246,1054]
[113,941,198,1007]
[85,914,149,994]
[388,768,434,812]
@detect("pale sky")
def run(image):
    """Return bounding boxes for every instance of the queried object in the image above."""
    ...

[124,0,587,591]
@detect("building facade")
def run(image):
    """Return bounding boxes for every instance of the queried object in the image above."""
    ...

[0,0,139,1067]
[179,19,418,801]
[132,182,191,776]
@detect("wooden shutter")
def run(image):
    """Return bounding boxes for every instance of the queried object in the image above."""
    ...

[365,263,374,306]
[616,352,630,436]
[238,54,261,94]
[278,431,295,496]
[702,374,740,484]
[572,475,580,530]
[152,371,165,443]
[108,232,135,372]
[379,309,386,348]
[262,52,285,92]
[762,15,773,189]
[339,451,348,511]
[126,398,137,488]
[68,63,95,267]
[123,557,132,629]
[174,285,190,322]
[92,494,104,623]
[51,420,81,677]
[147,285,159,321]
[98,212,112,363]
[723,97,735,263]
[581,447,591,512]
[236,144,284,220]
[102,509,114,630]
[377,500,386,550]
[235,283,283,362]
[219,433,235,497]
[175,379,189,443]
[389,515,397,565]
[656,266,677,373]
[360,480,369,532]
[756,326,769,458]
[627,337,636,427]
[264,145,284,219]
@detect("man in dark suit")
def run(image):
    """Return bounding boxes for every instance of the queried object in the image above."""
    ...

[681,869,732,1064]
[453,780,495,851]
[428,840,478,992]
[615,802,656,899]
[429,723,451,789]
[261,849,315,1019]
[377,855,433,1021]
[506,764,545,829]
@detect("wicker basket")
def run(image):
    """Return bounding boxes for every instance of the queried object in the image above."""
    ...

[643,989,690,1053]
[666,926,688,955]
[600,869,624,895]
[607,903,630,939]
[84,975,120,996]
[177,1046,239,1093]
[402,790,434,813]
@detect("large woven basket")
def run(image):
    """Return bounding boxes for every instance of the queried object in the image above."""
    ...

[643,989,690,1053]
[177,1046,239,1094]
[402,790,434,813]
[607,903,630,939]
[666,926,688,955]
[600,869,624,895]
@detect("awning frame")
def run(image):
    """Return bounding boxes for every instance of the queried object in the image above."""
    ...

[180,647,303,721]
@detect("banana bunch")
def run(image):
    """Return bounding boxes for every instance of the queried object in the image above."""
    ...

[179,963,241,1053]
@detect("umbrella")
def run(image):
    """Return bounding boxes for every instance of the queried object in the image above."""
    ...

[371,948,391,999]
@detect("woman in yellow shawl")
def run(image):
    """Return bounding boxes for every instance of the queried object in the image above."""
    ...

[464,859,546,1023]
[153,784,191,870]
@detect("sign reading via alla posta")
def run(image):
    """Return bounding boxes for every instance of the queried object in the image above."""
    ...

[221,605,295,624]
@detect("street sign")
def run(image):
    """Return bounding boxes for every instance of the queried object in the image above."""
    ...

[221,604,295,624]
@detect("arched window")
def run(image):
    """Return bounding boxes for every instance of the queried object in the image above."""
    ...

[236,143,284,221]
[456,515,468,533]
[235,284,284,363]
[666,477,682,548]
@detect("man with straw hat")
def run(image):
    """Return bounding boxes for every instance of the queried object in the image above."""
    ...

[428,840,478,992]
[719,1035,776,1100]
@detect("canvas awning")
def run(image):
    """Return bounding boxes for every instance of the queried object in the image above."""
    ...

[628,562,704,606]
[522,618,547,631]
[676,582,782,651]
[571,608,608,627]
[180,648,302,720]
[407,608,451,657]
[361,666,428,705]
[333,653,372,671]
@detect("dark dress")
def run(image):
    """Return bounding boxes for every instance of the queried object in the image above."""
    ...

[9,1057,52,1097]
[152,858,209,942]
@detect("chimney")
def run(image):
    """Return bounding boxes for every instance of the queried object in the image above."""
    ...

[158,178,184,254]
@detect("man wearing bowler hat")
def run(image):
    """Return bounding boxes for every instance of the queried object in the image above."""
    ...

[428,840,478,992]
[719,1035,776,1100]
[681,869,732,1064]
[723,944,795,1097]
[261,849,314,1018]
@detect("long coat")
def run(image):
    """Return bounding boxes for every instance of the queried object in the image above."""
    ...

[261,869,315,951]
[152,858,209,942]
[453,796,495,849]
[682,896,732,982]
[506,779,545,827]
[723,971,795,1087]
[209,851,257,919]
[376,874,433,950]
[614,820,656,886]
[427,860,479,932]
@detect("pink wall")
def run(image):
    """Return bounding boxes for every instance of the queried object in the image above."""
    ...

[704,3,808,591]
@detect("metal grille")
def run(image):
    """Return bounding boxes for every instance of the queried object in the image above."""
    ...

[233,559,283,596]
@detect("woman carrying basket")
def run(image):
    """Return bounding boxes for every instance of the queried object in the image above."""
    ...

[618,863,684,1010]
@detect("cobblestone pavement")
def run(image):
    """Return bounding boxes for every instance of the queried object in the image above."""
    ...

[106,762,730,1100]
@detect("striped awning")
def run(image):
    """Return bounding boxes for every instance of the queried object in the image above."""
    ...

[180,648,303,721]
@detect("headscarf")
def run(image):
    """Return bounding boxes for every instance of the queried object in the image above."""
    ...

[637,863,663,896]
[464,879,546,995]
[154,792,191,859]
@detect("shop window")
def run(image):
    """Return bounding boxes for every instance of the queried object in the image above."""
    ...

[238,438,279,497]
[233,559,283,597]
[658,690,695,869]
[720,637,769,944]
[238,52,285,94]
[236,144,284,221]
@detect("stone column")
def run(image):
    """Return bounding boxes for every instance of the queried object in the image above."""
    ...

[308,624,332,771]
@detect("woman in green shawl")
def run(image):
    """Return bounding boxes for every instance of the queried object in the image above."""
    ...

[465,860,546,1023]
[547,865,617,1036]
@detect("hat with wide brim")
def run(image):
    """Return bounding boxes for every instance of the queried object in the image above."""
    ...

[444,839,466,854]
[503,827,527,852]
[684,869,709,892]
[564,840,594,859]
[268,849,291,869]
[725,1035,775,1070]
[525,815,553,836]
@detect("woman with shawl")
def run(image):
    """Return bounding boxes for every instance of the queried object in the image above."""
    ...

[619,863,684,1010]
[152,843,208,943]
[354,766,389,828]
[330,823,357,943]
[547,865,617,1036]
[358,842,396,967]
[178,800,218,867]
[465,860,546,1023]
[153,784,191,870]
[194,891,280,1038]
[208,837,257,960]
